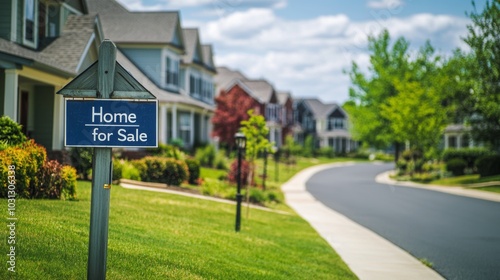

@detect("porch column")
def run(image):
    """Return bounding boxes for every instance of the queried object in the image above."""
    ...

[199,113,206,143]
[347,138,351,152]
[190,109,194,147]
[444,134,449,149]
[52,91,64,150]
[207,114,213,144]
[457,135,461,148]
[4,69,18,120]
[171,103,177,139]
[159,104,167,144]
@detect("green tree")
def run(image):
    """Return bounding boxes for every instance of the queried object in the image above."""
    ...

[463,0,500,148]
[345,30,411,159]
[345,30,450,160]
[240,110,272,187]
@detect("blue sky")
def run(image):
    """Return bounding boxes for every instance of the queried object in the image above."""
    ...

[117,0,487,103]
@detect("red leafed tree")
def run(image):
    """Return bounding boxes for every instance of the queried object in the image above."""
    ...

[212,85,260,147]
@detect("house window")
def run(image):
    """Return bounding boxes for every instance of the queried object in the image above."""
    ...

[179,113,191,146]
[165,56,179,87]
[24,0,37,47]
[328,118,346,130]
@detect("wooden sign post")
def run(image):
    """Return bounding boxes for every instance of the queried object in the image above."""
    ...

[58,40,156,280]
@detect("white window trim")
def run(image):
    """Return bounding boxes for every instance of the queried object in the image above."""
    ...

[11,0,17,42]
[161,48,180,90]
[22,0,38,48]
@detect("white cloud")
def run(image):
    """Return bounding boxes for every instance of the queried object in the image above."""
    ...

[118,1,472,103]
[119,0,287,10]
[367,0,404,9]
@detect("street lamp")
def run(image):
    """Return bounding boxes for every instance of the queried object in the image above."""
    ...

[234,132,246,232]
[272,145,279,182]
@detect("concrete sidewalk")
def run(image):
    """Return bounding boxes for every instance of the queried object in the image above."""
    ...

[281,162,444,280]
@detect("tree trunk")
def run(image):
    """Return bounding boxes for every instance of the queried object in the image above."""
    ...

[394,142,401,163]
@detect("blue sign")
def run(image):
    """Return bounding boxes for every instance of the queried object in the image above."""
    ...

[65,99,158,148]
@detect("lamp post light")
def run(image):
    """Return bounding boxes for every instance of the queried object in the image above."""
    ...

[234,132,246,232]
[262,147,268,191]
[272,145,279,182]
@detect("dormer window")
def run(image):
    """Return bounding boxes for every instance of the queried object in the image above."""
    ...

[166,56,179,88]
[23,0,38,48]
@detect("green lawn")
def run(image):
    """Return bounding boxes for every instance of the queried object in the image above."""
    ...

[1,181,356,279]
[429,174,500,194]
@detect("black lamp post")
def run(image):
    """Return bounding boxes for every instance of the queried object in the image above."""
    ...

[272,145,279,182]
[262,147,268,191]
[234,132,246,232]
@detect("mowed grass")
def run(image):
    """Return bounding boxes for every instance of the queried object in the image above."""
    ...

[429,174,500,193]
[1,181,356,280]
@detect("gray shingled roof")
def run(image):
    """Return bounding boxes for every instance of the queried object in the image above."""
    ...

[116,50,215,111]
[85,0,129,14]
[99,12,181,45]
[182,28,202,64]
[298,98,344,119]
[214,66,248,95]
[241,80,275,103]
[41,14,97,73]
[0,14,98,76]
[277,91,291,105]
[202,44,215,70]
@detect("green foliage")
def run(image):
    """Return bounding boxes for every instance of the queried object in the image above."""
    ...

[70,147,93,180]
[61,165,77,200]
[195,145,216,167]
[0,140,76,200]
[112,158,123,181]
[133,156,189,186]
[464,0,500,146]
[240,110,272,161]
[0,115,27,146]
[317,147,335,158]
[150,143,185,160]
[303,135,315,157]
[169,138,184,149]
[475,155,500,177]
[0,140,46,198]
[214,150,228,170]
[185,158,201,185]
[446,158,468,176]
[441,148,493,169]
[283,135,303,156]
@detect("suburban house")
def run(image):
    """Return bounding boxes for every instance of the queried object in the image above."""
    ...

[0,0,102,160]
[86,0,217,149]
[443,124,476,149]
[214,66,292,147]
[293,98,358,154]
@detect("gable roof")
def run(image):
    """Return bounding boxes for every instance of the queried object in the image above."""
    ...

[241,80,276,104]
[202,44,215,70]
[182,28,203,64]
[277,91,291,105]
[116,49,214,111]
[98,12,183,46]
[297,98,345,119]
[0,14,100,76]
[214,66,248,95]
[84,0,129,14]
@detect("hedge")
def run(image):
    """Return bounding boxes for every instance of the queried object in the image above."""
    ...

[446,158,467,176]
[442,148,493,169]
[185,158,200,185]
[475,155,500,177]
[133,156,189,186]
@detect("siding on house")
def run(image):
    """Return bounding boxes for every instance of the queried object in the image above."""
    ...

[16,0,23,44]
[0,1,12,41]
[120,48,163,87]
[32,86,54,149]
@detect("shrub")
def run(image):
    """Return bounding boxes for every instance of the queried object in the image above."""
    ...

[0,116,27,146]
[61,165,77,200]
[164,158,189,186]
[0,140,46,198]
[317,147,334,158]
[228,159,250,187]
[248,188,266,204]
[169,138,184,149]
[121,161,141,181]
[214,151,228,170]
[36,160,63,199]
[442,148,493,169]
[70,147,93,180]
[195,145,216,167]
[475,155,500,177]
[185,158,200,185]
[113,159,124,181]
[133,156,189,186]
[446,158,467,176]
[150,144,185,160]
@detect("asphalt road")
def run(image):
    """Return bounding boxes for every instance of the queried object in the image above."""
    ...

[306,162,500,280]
